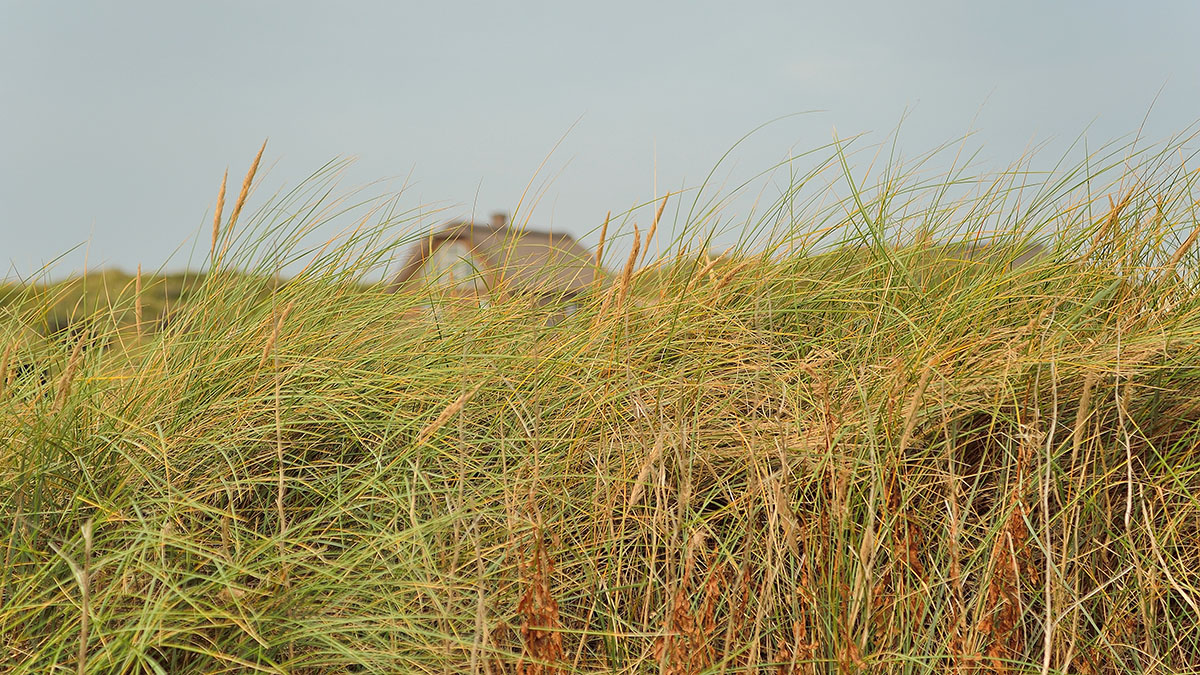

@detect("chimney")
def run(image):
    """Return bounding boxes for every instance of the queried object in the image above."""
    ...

[490,212,508,228]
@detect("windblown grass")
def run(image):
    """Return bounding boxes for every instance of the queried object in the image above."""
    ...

[3,133,1200,674]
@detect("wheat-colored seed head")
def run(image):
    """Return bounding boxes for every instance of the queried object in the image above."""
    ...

[416,380,485,447]
[643,194,668,265]
[595,211,609,270]
[711,260,748,293]
[616,223,641,311]
[0,342,12,395]
[54,333,88,412]
[221,140,267,265]
[1163,221,1200,279]
[899,363,935,453]
[1088,189,1133,257]
[211,169,227,263]
[258,298,297,370]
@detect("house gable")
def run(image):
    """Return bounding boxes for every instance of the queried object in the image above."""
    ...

[390,219,606,300]
[418,240,488,294]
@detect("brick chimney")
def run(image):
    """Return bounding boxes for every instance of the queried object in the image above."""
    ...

[490,212,508,228]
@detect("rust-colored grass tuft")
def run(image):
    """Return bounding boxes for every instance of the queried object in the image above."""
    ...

[516,530,563,675]
[978,441,1038,674]
[774,619,817,675]
[654,544,724,675]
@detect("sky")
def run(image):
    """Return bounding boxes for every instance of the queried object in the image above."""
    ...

[3,1,1199,280]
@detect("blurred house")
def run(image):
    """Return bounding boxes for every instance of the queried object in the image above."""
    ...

[389,213,604,319]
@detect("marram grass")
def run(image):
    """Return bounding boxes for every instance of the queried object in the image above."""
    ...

[3,136,1200,674]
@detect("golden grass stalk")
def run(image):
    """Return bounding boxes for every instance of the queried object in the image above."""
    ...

[275,360,289,588]
[1071,372,1097,464]
[210,169,227,264]
[691,256,721,289]
[616,222,641,311]
[712,261,749,294]
[627,429,666,508]
[0,342,12,395]
[416,380,485,447]
[53,333,88,412]
[898,362,936,454]
[595,222,641,322]
[1087,189,1133,256]
[1161,220,1200,281]
[77,520,92,675]
[219,140,267,266]
[45,520,91,675]
[258,298,297,370]
[595,211,610,271]
[134,265,143,340]
[642,194,669,265]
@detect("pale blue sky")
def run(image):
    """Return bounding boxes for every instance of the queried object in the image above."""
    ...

[3,1,1198,279]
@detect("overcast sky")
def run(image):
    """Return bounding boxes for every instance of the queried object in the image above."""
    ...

[3,1,1198,279]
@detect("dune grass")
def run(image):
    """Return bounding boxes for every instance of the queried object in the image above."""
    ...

[3,133,1200,673]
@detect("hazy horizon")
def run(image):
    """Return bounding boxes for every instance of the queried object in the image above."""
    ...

[4,1,1199,281]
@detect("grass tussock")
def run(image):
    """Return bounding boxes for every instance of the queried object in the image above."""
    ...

[3,133,1200,673]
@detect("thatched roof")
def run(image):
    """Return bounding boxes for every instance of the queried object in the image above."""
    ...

[389,218,603,298]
